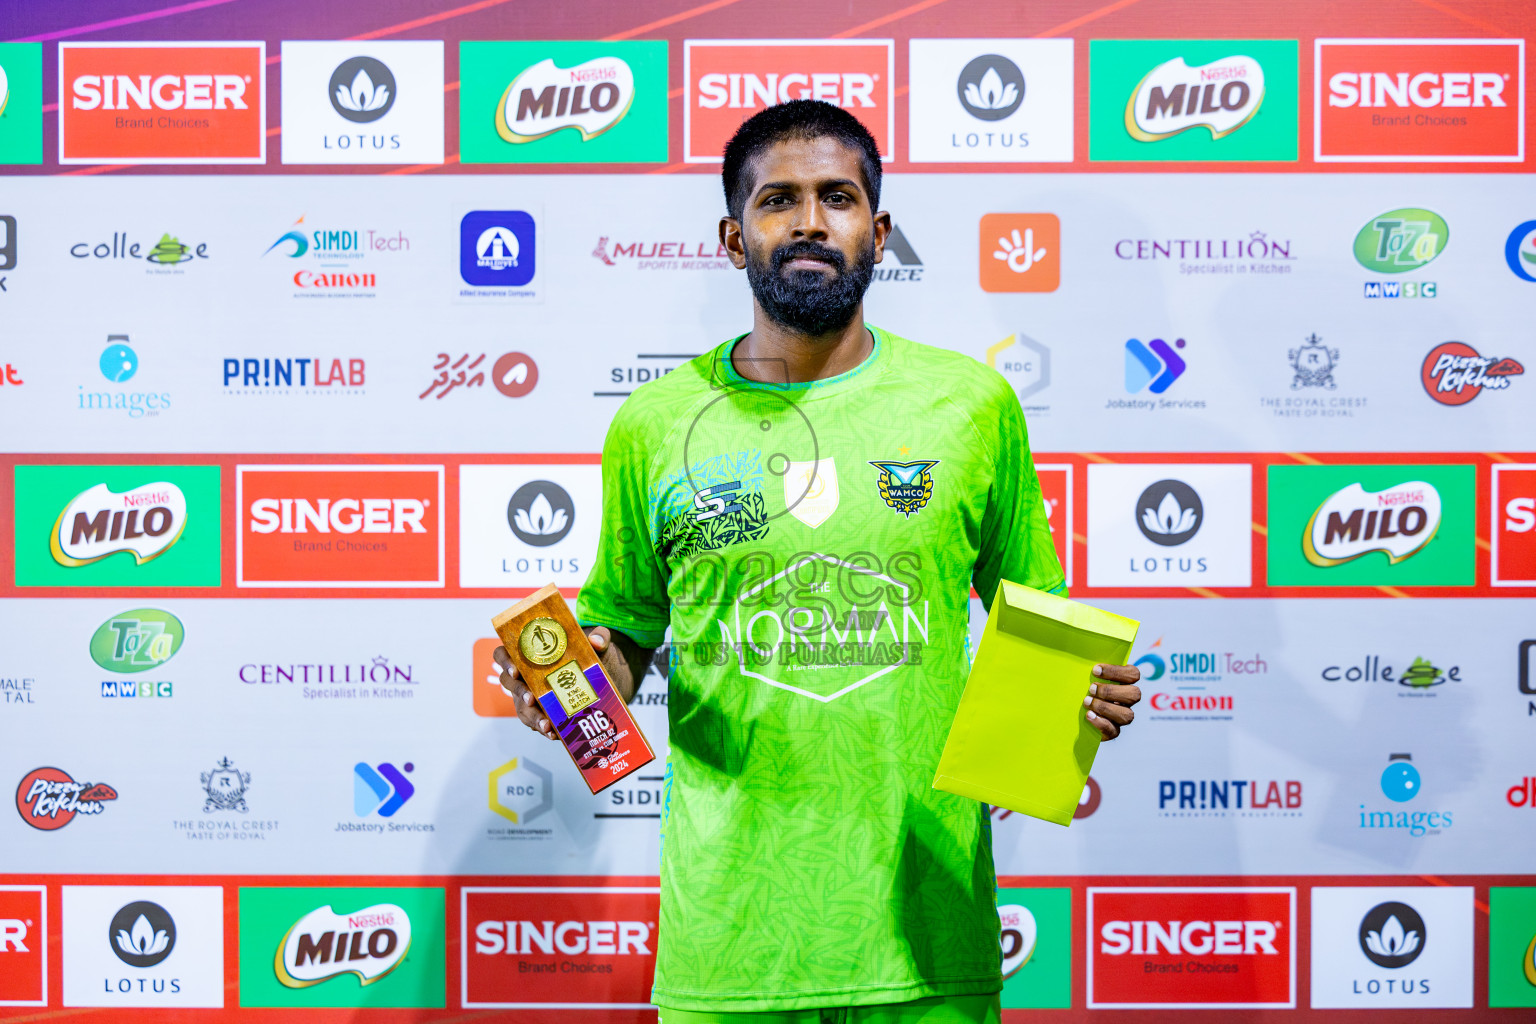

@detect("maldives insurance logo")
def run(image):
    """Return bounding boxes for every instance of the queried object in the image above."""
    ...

[460,41,667,163]
[60,42,265,163]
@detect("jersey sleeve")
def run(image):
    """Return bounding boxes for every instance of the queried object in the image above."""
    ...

[970,376,1066,611]
[575,402,671,648]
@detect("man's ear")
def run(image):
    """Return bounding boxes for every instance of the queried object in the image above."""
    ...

[720,215,747,270]
[871,210,893,265]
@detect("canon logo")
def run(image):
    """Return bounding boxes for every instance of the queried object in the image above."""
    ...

[473,919,652,956]
[1327,72,1505,109]
[0,918,28,952]
[72,74,248,111]
[1100,919,1278,956]
[249,497,427,534]
[697,72,876,110]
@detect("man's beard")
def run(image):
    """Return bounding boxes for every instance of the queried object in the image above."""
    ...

[745,238,876,336]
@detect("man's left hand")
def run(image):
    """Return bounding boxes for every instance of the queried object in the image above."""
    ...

[1085,664,1141,740]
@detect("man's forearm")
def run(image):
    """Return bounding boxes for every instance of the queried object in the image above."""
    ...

[605,628,657,703]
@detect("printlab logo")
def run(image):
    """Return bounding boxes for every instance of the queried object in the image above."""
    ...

[459,210,538,298]
[1507,220,1536,282]
[1135,480,1202,546]
[978,213,1059,292]
[1158,777,1302,817]
[330,57,394,122]
[201,758,250,813]
[1124,336,1187,393]
[1420,342,1522,406]
[110,901,175,968]
[908,39,1073,162]
[1359,902,1426,969]
[354,761,414,817]
[508,481,574,546]
[15,767,118,830]
[222,356,366,395]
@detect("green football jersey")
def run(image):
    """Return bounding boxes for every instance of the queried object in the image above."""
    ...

[576,326,1064,1012]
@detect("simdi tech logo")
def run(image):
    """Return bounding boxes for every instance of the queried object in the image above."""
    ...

[684,40,894,162]
[0,43,44,165]
[0,885,47,1006]
[280,41,445,164]
[59,42,265,163]
[1315,39,1524,162]
[1089,40,1298,162]
[460,41,667,163]
[13,465,221,587]
[1266,463,1474,586]
[237,887,445,1008]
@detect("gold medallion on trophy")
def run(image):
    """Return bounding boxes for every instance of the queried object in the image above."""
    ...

[519,617,567,665]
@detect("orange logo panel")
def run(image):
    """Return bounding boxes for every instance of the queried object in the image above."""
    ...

[473,636,522,717]
[685,41,892,162]
[979,213,1060,293]
[1316,41,1523,161]
[60,43,265,163]
[237,466,443,586]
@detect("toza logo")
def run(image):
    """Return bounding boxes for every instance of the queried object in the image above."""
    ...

[329,56,394,123]
[1354,208,1448,273]
[51,481,187,567]
[90,608,184,673]
[1420,342,1522,406]
[1126,54,1264,141]
[496,56,634,143]
[276,903,411,988]
[1304,481,1441,567]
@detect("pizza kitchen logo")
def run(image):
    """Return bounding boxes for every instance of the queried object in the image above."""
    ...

[1420,342,1522,405]
[15,766,118,830]
[51,481,188,568]
[1304,481,1440,567]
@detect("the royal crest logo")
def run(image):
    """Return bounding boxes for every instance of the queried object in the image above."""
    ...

[15,766,118,830]
[201,757,250,813]
[275,903,411,988]
[1420,342,1522,406]
[1304,481,1442,567]
[1125,54,1265,142]
[51,481,187,567]
[1290,333,1338,390]
[496,56,634,143]
[869,460,938,518]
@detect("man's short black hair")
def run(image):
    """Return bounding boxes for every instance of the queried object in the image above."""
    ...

[721,99,882,222]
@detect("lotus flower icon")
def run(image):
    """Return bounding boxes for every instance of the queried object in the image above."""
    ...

[1364,914,1420,959]
[965,67,1018,112]
[1135,480,1204,546]
[515,492,568,537]
[957,54,1025,120]
[507,481,575,547]
[327,56,397,123]
[117,913,171,957]
[337,68,389,114]
[1142,490,1198,537]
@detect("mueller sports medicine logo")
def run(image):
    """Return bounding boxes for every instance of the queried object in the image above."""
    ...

[60,42,265,163]
[1315,39,1524,162]
[684,40,893,161]
[1126,54,1264,141]
[1088,887,1295,1009]
[1304,481,1440,567]
[276,903,410,988]
[236,465,444,587]
[15,767,117,830]
[1421,342,1522,405]
[51,481,187,567]
[497,56,634,143]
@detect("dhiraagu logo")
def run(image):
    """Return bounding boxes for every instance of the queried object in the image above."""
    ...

[90,609,184,673]
[1354,208,1448,274]
[997,887,1070,1008]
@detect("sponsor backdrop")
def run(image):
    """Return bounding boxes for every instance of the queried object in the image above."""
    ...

[1,0,1534,1020]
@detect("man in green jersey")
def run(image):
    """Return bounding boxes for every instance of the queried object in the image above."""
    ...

[494,100,1142,1023]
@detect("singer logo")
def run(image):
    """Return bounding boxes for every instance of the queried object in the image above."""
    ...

[1493,465,1536,586]
[60,42,265,163]
[683,40,893,162]
[1315,39,1524,162]
[236,465,444,587]
[462,887,658,1008]
[1088,887,1295,1008]
[0,886,46,1006]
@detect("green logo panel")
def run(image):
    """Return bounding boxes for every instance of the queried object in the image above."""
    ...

[1266,464,1475,586]
[0,43,43,165]
[13,465,221,587]
[1490,887,1536,1007]
[997,887,1071,1009]
[1089,39,1298,162]
[460,40,668,164]
[238,886,446,1008]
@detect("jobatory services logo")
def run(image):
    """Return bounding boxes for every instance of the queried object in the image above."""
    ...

[462,886,658,1008]
[1123,337,1186,394]
[460,41,667,163]
[1314,39,1524,162]
[237,887,445,1007]
[1088,887,1296,1009]
[907,39,1073,162]
[1488,887,1536,1007]
[13,465,221,588]
[1086,464,1252,588]
[61,886,224,1008]
[1420,342,1523,405]
[0,885,46,1006]
[684,40,893,162]
[996,888,1070,1009]
[1266,464,1474,586]
[353,762,415,819]
[1507,220,1536,282]
[978,213,1059,292]
[1309,886,1473,1008]
[459,465,598,588]
[235,465,444,588]
[15,767,117,831]
[0,44,44,165]
[59,42,265,163]
[280,42,444,163]
[1492,464,1536,586]
[458,209,539,300]
[1089,40,1298,161]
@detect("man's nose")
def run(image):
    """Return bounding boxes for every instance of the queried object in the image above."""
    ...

[791,199,828,240]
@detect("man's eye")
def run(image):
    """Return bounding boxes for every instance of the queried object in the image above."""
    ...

[825,193,850,205]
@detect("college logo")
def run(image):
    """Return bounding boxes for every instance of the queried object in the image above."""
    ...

[459,465,597,587]
[0,44,44,165]
[0,886,45,1006]
[51,481,186,567]
[280,41,444,164]
[1310,886,1473,1008]
[110,901,176,968]
[1507,220,1536,282]
[1420,342,1522,405]
[1492,465,1536,586]
[90,608,184,673]
[237,465,444,587]
[60,42,265,163]
[354,762,414,818]
[15,767,117,830]
[1315,39,1524,162]
[462,887,658,1008]
[907,39,1073,162]
[869,460,937,518]
[1088,887,1295,1008]
[1322,654,1462,694]
[978,213,1059,292]
[461,41,666,163]
[459,210,536,290]
[488,757,552,824]
[684,40,893,162]
[1355,208,1447,274]
[201,758,250,813]
[68,232,210,270]
[1124,337,1187,393]
[1089,40,1298,161]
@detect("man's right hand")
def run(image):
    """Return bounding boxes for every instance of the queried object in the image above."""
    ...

[492,644,558,741]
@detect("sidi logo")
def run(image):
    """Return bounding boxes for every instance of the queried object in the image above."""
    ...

[60,43,265,163]
[1492,465,1536,586]
[236,465,444,587]
[0,886,46,1006]
[276,903,410,988]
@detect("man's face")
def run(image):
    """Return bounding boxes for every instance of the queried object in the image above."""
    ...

[724,135,889,336]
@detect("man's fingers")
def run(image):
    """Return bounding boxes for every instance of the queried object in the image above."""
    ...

[1093,663,1141,684]
[1086,709,1121,740]
[492,644,510,669]
[589,630,608,652]
[1089,681,1141,707]
[1085,695,1134,727]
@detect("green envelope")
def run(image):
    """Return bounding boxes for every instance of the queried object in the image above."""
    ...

[933,580,1139,826]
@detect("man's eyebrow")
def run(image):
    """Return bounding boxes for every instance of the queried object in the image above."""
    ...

[754,178,864,196]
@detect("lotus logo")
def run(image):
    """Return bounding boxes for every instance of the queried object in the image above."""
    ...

[1124,337,1187,393]
[1353,208,1448,274]
[1359,902,1426,968]
[50,481,188,568]
[329,57,396,123]
[110,900,176,968]
[1125,55,1264,142]
[507,480,575,546]
[1135,480,1202,546]
[496,56,635,143]
[957,55,1024,120]
[276,903,411,988]
[1303,481,1441,567]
